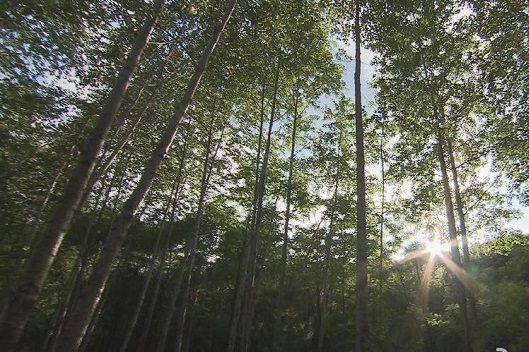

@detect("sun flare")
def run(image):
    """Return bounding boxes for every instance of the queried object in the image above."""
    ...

[426,241,450,256]
[425,241,445,256]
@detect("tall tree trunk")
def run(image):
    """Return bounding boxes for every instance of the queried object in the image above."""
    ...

[136,195,183,352]
[378,111,385,321]
[240,60,280,352]
[354,0,368,350]
[318,131,342,352]
[83,51,174,206]
[446,137,479,350]
[27,145,77,253]
[156,259,186,352]
[81,104,147,206]
[119,217,164,352]
[174,118,225,352]
[119,170,182,352]
[78,272,117,352]
[0,144,75,321]
[0,2,165,349]
[227,81,267,352]
[49,154,131,352]
[446,139,471,263]
[52,2,237,350]
[44,167,116,352]
[272,91,299,352]
[136,127,190,352]
[157,110,216,352]
[434,107,470,352]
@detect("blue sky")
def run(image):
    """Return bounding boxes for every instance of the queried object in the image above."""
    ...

[335,43,529,235]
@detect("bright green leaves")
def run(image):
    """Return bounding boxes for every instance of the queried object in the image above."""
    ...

[472,232,529,349]
[470,0,529,203]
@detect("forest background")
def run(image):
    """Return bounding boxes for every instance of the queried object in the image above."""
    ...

[1,1,529,352]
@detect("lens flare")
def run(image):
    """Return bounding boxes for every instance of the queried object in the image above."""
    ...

[425,241,443,255]
[425,241,450,256]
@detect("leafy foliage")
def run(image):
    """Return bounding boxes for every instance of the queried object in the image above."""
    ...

[1,0,529,351]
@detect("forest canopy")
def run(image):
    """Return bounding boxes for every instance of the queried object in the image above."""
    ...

[0,0,528,351]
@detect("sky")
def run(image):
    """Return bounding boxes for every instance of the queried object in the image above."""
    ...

[332,40,529,245]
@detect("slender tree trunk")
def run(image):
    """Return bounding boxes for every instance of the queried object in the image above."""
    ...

[236,112,266,352]
[27,145,77,252]
[174,118,225,352]
[446,138,470,264]
[161,111,216,352]
[227,81,267,352]
[78,272,116,352]
[156,259,186,352]
[82,104,147,206]
[135,126,189,352]
[240,60,280,352]
[119,174,181,352]
[354,0,368,350]
[119,221,163,352]
[434,110,470,352]
[235,123,267,352]
[378,112,385,322]
[272,91,299,352]
[141,128,190,352]
[137,182,187,352]
[317,130,342,352]
[446,138,479,350]
[52,2,237,350]
[49,155,131,352]
[45,170,115,352]
[0,3,164,349]
[85,51,174,208]
[0,145,75,322]
[316,197,335,352]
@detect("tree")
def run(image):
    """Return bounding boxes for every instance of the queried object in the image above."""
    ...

[0,2,165,349]
[52,1,237,350]
[3,1,529,352]
[353,0,368,351]
[364,1,510,350]
[470,0,529,205]
[272,88,299,352]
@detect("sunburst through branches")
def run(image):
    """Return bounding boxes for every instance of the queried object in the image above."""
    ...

[395,240,477,315]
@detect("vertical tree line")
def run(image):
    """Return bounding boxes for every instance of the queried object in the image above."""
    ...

[1,0,529,351]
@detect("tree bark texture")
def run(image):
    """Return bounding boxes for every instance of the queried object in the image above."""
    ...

[52,1,237,350]
[0,2,164,349]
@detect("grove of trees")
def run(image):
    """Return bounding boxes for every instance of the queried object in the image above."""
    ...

[1,0,528,351]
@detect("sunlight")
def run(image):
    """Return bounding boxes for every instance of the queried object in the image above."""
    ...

[437,254,478,293]
[425,241,449,256]
[392,239,478,317]
[417,255,436,313]
[392,240,450,263]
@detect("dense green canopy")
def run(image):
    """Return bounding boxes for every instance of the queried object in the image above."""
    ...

[0,0,528,351]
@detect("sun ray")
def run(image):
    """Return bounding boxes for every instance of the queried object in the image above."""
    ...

[393,239,478,318]
[395,247,427,263]
[437,254,478,293]
[416,255,436,313]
